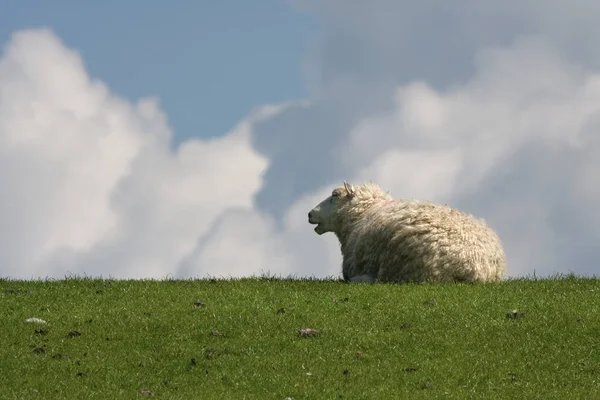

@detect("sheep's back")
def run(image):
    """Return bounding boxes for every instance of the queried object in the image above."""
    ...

[343,200,505,282]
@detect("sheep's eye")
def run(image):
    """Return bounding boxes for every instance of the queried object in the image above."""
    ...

[332,191,340,198]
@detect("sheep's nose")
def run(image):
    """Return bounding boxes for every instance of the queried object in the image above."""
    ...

[308,211,312,219]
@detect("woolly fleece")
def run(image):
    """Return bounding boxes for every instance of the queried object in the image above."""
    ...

[308,182,506,283]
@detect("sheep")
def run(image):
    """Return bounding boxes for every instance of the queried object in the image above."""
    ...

[307,181,506,284]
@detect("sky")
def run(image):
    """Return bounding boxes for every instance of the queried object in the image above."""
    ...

[1,1,600,280]
[0,0,314,141]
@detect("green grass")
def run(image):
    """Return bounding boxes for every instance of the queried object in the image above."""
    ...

[1,275,600,399]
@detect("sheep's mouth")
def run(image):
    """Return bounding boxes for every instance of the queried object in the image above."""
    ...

[313,224,326,234]
[310,221,327,235]
[308,217,326,235]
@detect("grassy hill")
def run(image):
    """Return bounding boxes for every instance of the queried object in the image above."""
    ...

[1,275,599,399]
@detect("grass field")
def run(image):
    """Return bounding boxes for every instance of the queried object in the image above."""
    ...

[1,275,599,399]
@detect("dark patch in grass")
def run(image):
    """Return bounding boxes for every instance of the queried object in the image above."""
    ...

[67,330,81,338]
[4,288,30,295]
[187,358,197,369]
[423,299,437,306]
[334,297,349,303]
[210,330,225,337]
[400,322,411,329]
[193,300,205,308]
[76,372,87,378]
[33,345,47,354]
[343,369,352,376]
[421,382,433,389]
[34,328,48,335]
[52,353,71,360]
[403,367,418,373]
[508,373,518,382]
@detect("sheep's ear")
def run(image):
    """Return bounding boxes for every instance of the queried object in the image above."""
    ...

[343,181,355,197]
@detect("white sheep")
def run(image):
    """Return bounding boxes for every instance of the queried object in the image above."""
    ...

[308,181,506,283]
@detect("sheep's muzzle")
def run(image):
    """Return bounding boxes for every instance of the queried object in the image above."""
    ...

[308,211,326,235]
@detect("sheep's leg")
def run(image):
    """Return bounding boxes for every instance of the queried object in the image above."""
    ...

[349,274,376,284]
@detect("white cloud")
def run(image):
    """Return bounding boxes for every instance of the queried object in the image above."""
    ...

[0,29,269,279]
[177,184,342,280]
[176,209,287,279]
[334,37,600,277]
[354,149,464,203]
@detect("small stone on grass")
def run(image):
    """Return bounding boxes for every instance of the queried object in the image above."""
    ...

[506,310,525,319]
[298,328,319,337]
[25,317,47,324]
[139,389,154,397]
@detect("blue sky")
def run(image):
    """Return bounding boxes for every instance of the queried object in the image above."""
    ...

[2,1,600,280]
[0,1,316,142]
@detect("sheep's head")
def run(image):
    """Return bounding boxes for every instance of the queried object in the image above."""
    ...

[308,181,356,235]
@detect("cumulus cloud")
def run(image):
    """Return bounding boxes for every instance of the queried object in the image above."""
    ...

[177,187,342,280]
[3,1,600,280]
[338,37,600,277]
[0,29,269,279]
[201,35,600,279]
